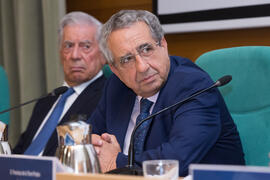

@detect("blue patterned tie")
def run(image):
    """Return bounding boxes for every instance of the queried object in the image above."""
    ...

[134,98,153,157]
[24,88,74,155]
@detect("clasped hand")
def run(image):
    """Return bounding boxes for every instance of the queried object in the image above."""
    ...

[92,133,121,173]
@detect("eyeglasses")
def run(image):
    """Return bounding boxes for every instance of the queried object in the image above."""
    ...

[62,40,93,54]
[116,42,160,68]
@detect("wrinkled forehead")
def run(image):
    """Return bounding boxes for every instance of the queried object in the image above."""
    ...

[108,22,154,49]
[62,24,97,41]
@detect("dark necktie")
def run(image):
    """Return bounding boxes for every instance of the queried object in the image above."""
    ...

[134,98,153,157]
[24,88,75,155]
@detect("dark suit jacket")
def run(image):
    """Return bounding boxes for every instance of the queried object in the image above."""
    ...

[88,56,245,176]
[13,75,106,156]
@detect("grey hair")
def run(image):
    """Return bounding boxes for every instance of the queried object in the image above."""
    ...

[58,11,102,48]
[99,10,164,64]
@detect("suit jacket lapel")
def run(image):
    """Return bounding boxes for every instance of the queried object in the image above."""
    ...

[151,56,176,116]
[60,76,106,125]
[112,88,136,149]
[144,57,176,145]
[30,95,59,139]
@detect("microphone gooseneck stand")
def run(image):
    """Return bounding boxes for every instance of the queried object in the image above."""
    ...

[0,86,68,115]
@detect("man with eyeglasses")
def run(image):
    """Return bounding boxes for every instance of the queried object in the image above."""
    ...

[13,12,107,156]
[89,10,245,176]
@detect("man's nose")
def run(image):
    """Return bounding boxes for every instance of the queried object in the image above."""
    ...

[71,45,82,60]
[135,55,149,73]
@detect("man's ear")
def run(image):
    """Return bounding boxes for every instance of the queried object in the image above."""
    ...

[160,37,168,49]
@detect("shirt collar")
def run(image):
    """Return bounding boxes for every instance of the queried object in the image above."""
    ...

[63,70,103,95]
[137,92,159,104]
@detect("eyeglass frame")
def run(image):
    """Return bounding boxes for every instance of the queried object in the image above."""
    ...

[112,41,161,68]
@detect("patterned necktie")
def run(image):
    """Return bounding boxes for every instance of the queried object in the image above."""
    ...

[24,88,74,155]
[134,98,153,157]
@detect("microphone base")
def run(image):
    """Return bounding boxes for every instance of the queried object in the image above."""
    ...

[105,166,143,176]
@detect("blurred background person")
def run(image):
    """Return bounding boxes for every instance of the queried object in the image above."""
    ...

[13,11,107,156]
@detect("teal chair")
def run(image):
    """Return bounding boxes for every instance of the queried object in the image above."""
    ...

[0,66,10,124]
[102,64,112,78]
[195,46,270,166]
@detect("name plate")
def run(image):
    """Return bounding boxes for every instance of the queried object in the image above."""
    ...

[190,164,270,180]
[0,154,64,180]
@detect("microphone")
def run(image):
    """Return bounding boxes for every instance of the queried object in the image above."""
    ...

[106,75,232,175]
[214,75,232,87]
[0,86,68,115]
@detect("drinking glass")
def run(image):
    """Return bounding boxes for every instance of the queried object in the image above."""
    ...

[143,160,179,180]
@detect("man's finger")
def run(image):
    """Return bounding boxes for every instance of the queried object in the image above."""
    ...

[101,133,112,143]
[92,134,103,146]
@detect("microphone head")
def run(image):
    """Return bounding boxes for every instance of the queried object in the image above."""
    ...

[215,75,232,87]
[51,86,68,96]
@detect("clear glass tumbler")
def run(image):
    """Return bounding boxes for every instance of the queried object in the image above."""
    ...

[143,159,179,180]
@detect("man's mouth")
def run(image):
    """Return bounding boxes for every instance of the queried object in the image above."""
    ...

[140,73,157,84]
[70,66,84,72]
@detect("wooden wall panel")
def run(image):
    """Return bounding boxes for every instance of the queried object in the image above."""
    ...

[166,27,270,61]
[66,0,270,61]
[66,0,152,23]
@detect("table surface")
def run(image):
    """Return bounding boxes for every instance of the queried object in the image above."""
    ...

[56,173,184,180]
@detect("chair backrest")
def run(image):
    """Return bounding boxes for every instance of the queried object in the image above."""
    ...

[195,46,270,166]
[0,66,10,124]
[102,64,112,78]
